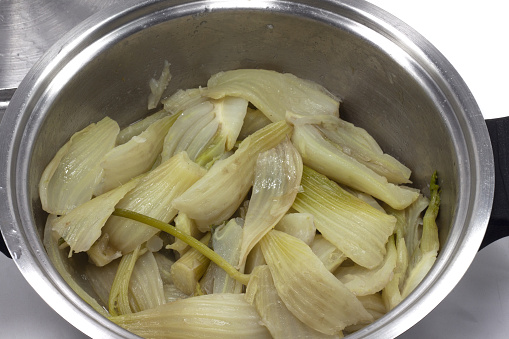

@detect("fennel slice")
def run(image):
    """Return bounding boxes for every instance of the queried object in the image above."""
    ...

[203,69,339,122]
[238,138,303,267]
[290,123,419,210]
[260,230,372,335]
[335,236,397,296]
[39,116,119,215]
[292,166,396,269]
[246,265,342,339]
[96,114,177,195]
[110,293,272,339]
[52,178,140,256]
[147,60,171,110]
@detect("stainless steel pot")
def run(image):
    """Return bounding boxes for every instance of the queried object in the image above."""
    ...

[0,0,500,337]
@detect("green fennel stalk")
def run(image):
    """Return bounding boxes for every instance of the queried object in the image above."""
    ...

[112,208,251,285]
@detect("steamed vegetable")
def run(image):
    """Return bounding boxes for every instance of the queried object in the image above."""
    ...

[246,265,342,339]
[202,218,244,294]
[170,233,212,295]
[147,60,171,110]
[43,215,110,317]
[203,69,340,122]
[260,229,372,334]
[110,293,272,339]
[95,114,177,195]
[335,236,397,296]
[288,113,419,210]
[292,166,396,269]
[39,117,119,215]
[52,178,139,256]
[238,139,303,267]
[401,172,441,298]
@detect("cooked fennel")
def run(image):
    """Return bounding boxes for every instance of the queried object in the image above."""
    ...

[52,178,139,256]
[260,230,372,334]
[166,212,203,256]
[289,119,419,210]
[203,69,340,122]
[116,110,168,145]
[110,293,272,339]
[335,236,397,296]
[95,114,177,195]
[246,265,341,339]
[147,60,171,110]
[401,172,440,298]
[170,233,212,295]
[310,234,346,272]
[39,117,119,215]
[40,68,442,338]
[293,166,396,269]
[43,215,110,317]
[287,113,411,184]
[238,138,303,267]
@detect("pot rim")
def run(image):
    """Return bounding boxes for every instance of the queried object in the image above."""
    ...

[0,0,494,338]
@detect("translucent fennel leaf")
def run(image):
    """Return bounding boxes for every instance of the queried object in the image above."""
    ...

[290,122,419,210]
[95,114,178,195]
[39,117,119,215]
[292,166,396,269]
[147,60,171,110]
[246,265,341,339]
[335,236,397,296]
[172,120,293,230]
[116,110,169,145]
[385,194,429,265]
[274,213,316,246]
[260,230,372,335]
[52,178,139,256]
[203,69,340,122]
[92,152,206,262]
[288,112,411,184]
[401,172,441,298]
[238,138,303,267]
[43,215,110,317]
[110,293,272,339]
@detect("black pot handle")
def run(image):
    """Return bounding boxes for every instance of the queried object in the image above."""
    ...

[1,234,9,258]
[480,117,509,249]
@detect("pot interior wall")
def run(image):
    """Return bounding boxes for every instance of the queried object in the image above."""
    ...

[28,4,457,303]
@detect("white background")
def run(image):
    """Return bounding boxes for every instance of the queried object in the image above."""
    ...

[1,1,508,338]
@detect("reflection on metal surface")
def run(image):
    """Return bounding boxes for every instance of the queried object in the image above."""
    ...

[0,0,123,90]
